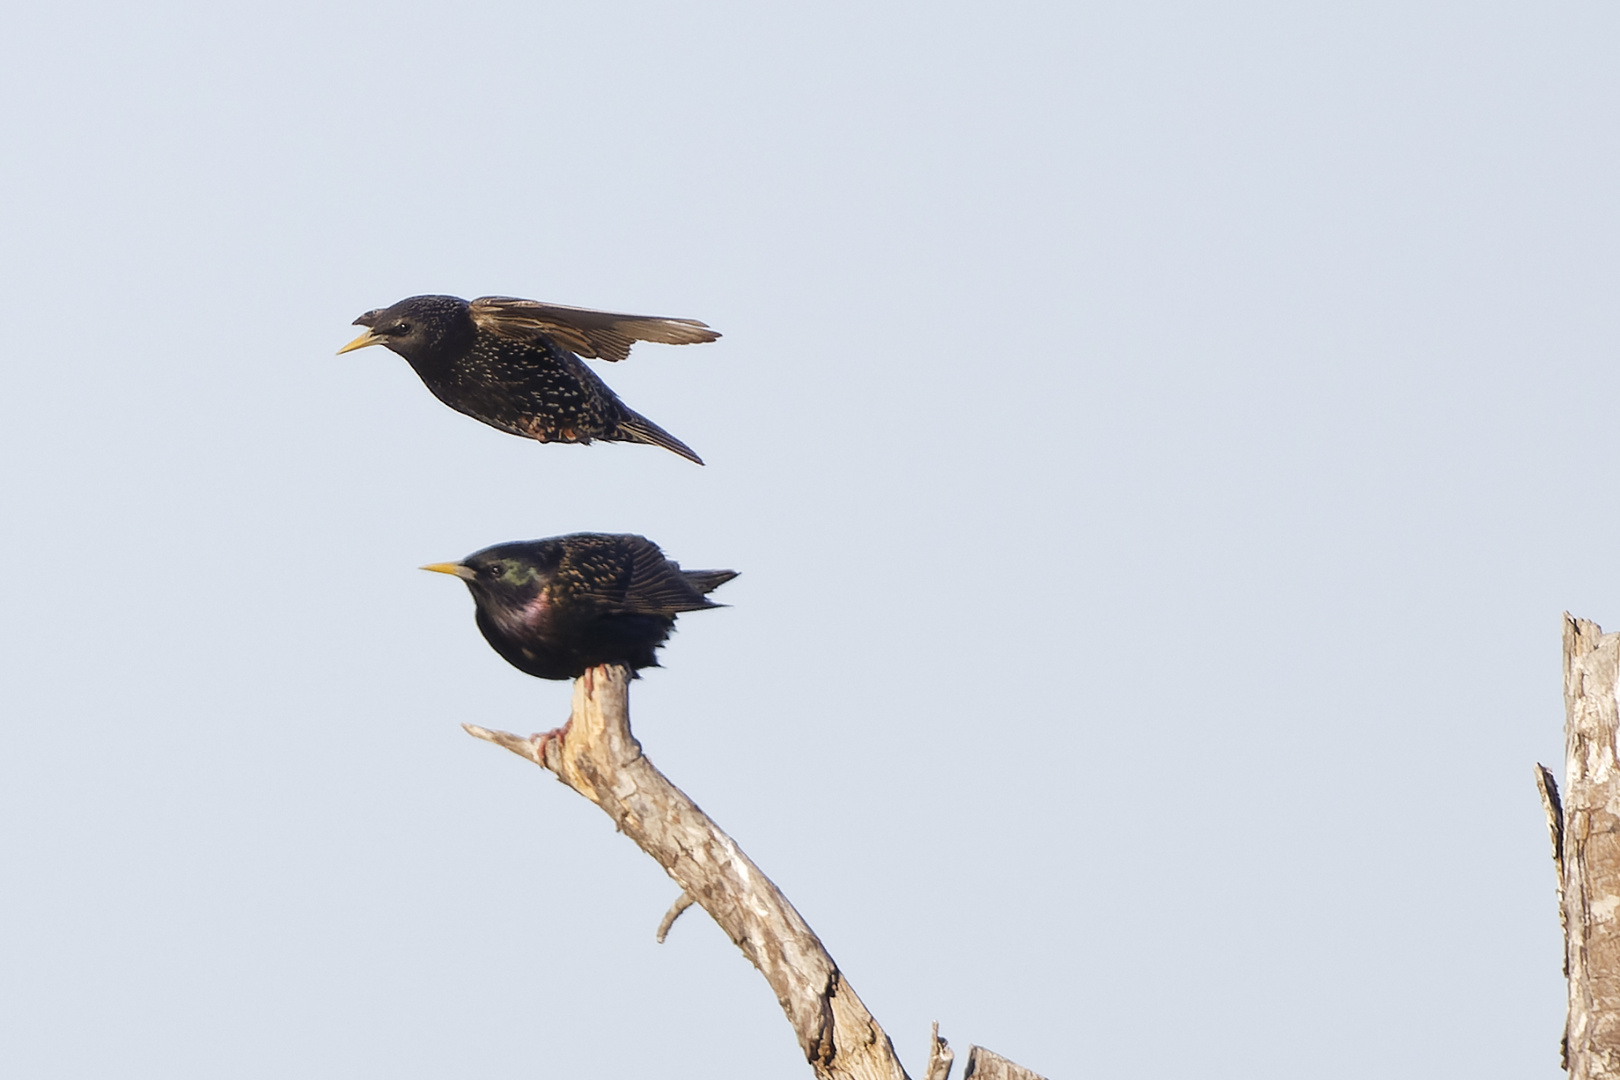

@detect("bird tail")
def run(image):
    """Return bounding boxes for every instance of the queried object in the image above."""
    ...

[617,410,704,465]
[682,568,739,599]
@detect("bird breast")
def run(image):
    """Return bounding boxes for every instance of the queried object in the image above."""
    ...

[482,588,553,638]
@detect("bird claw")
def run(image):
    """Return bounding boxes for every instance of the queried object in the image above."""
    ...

[531,717,574,763]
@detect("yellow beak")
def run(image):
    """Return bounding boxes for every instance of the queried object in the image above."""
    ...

[420,562,476,580]
[337,328,383,355]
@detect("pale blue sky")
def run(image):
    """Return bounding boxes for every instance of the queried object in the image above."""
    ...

[0,3,1611,1077]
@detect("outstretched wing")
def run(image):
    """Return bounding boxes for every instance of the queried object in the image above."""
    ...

[469,296,720,361]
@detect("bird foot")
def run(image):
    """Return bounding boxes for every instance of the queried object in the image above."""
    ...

[531,717,574,764]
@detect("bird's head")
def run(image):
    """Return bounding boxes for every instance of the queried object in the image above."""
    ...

[338,295,474,363]
[421,543,551,634]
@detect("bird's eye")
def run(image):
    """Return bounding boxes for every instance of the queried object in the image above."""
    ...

[483,562,504,578]
[390,322,410,335]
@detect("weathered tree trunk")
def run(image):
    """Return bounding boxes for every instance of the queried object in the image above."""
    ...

[1539,614,1620,1079]
[464,664,1047,1080]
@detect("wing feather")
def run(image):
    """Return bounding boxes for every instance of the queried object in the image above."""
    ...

[469,296,720,361]
[620,536,730,615]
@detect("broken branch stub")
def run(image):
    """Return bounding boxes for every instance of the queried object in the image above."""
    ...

[962,1045,1049,1080]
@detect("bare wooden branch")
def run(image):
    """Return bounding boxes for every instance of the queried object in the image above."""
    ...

[923,1022,954,1080]
[1552,614,1620,1079]
[463,664,909,1080]
[962,1045,1048,1080]
[656,891,696,944]
[464,665,1046,1079]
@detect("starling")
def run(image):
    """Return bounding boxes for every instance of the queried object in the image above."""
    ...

[421,533,737,680]
[338,294,718,464]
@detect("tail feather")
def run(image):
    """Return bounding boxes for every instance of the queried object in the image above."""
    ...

[617,410,704,465]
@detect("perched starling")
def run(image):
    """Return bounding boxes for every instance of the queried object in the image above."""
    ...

[338,294,718,464]
[422,533,737,680]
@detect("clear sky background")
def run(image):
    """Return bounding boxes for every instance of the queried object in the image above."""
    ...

[0,2,1610,1077]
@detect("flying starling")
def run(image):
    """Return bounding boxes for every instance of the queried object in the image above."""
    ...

[338,294,718,464]
[422,533,737,680]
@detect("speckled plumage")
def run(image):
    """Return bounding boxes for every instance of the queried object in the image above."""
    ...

[423,533,737,680]
[339,294,716,464]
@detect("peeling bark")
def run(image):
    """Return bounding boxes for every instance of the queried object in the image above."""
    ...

[1543,614,1620,1079]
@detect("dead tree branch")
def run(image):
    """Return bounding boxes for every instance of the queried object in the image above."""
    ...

[466,664,940,1080]
[1540,614,1620,1079]
[464,664,1046,1080]
[923,1023,954,1080]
